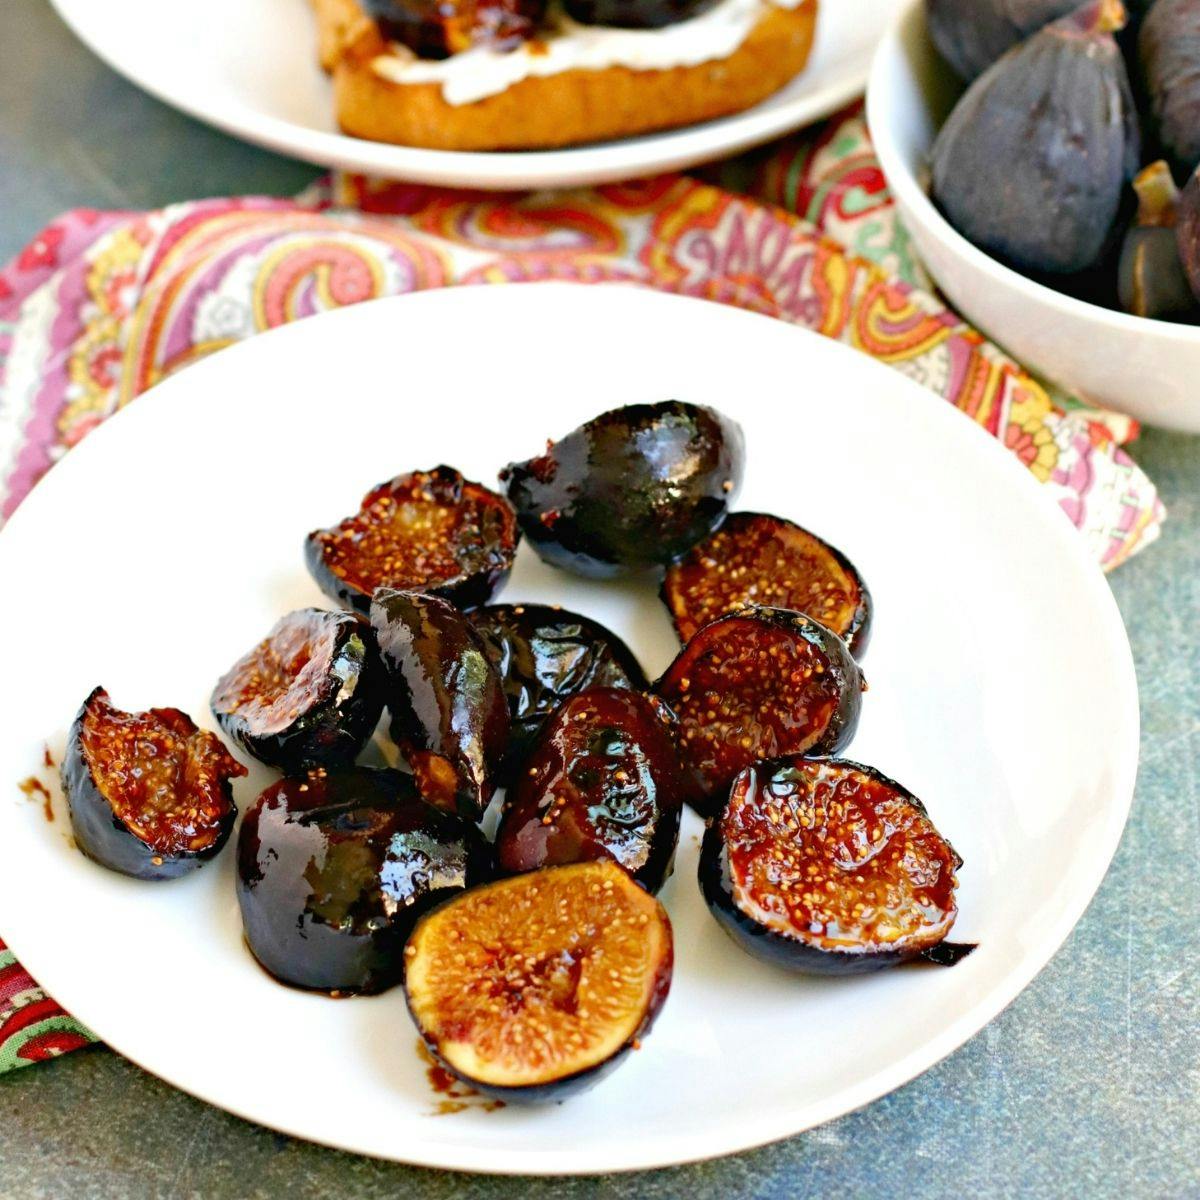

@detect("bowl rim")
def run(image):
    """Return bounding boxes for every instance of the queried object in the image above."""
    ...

[866,0,1200,346]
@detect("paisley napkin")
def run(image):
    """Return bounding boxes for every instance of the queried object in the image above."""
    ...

[0,103,1164,1071]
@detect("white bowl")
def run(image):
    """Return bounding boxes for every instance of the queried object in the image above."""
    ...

[867,0,1200,434]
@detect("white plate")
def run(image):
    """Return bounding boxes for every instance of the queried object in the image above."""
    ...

[49,0,894,189]
[0,285,1137,1174]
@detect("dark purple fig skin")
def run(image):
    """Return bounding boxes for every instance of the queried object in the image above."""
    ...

[931,0,1140,276]
[467,603,647,778]
[926,0,1080,81]
[237,767,491,995]
[1140,0,1200,174]
[495,688,685,893]
[370,588,509,821]
[363,0,545,58]
[1119,161,1200,318]
[211,609,387,773]
[500,401,745,580]
[1176,164,1200,301]
[564,0,720,28]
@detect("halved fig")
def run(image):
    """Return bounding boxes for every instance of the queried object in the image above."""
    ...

[370,588,509,820]
[564,0,720,27]
[306,467,519,615]
[495,688,685,893]
[654,607,864,813]
[700,757,970,974]
[211,608,386,772]
[364,0,545,58]
[404,860,673,1102]
[62,687,245,880]
[468,603,647,776]
[500,401,744,579]
[662,512,872,656]
[238,767,490,994]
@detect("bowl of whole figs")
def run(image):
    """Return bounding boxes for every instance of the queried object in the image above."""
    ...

[868,0,1200,433]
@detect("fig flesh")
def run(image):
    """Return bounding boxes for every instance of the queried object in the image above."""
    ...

[501,401,745,579]
[1140,0,1200,174]
[564,0,720,28]
[700,757,971,974]
[370,588,509,820]
[1118,162,1200,319]
[237,767,490,994]
[930,0,1140,276]
[363,0,545,57]
[662,512,872,657]
[926,0,1080,81]
[211,608,386,772]
[495,688,685,893]
[306,467,518,615]
[404,860,673,1102]
[63,687,245,880]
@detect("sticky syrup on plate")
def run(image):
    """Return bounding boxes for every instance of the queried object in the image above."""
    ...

[416,1040,505,1115]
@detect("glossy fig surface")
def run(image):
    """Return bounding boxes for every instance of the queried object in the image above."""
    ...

[495,688,685,893]
[1119,161,1200,319]
[211,608,386,772]
[364,0,545,57]
[371,588,509,820]
[931,0,1139,275]
[926,0,1079,81]
[700,757,968,974]
[63,687,245,880]
[405,860,673,1102]
[501,401,745,579]
[662,512,872,657]
[1140,0,1200,174]
[563,0,720,28]
[306,466,518,615]
[238,767,490,994]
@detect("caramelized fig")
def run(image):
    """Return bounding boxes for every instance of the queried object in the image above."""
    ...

[1118,162,1200,319]
[501,401,744,579]
[926,0,1079,81]
[405,860,673,1102]
[468,603,647,775]
[370,588,509,820]
[662,512,872,657]
[654,607,864,814]
[495,688,685,893]
[363,0,544,57]
[306,467,519,615]
[563,0,720,28]
[701,757,971,974]
[1140,0,1200,174]
[237,767,490,994]
[62,687,245,880]
[1176,163,1200,300]
[211,608,386,772]
[931,0,1139,275]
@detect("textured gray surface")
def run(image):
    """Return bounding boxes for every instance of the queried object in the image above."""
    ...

[2,2,1199,1196]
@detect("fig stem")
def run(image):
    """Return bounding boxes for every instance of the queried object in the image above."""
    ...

[1095,0,1127,34]
[1134,161,1181,227]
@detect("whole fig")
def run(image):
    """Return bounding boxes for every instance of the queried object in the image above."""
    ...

[926,0,1079,81]
[1175,164,1200,300]
[1140,0,1200,174]
[930,0,1140,276]
[1119,161,1200,319]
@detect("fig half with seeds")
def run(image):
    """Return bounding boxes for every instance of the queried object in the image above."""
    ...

[700,757,972,974]
[501,401,745,579]
[63,687,245,880]
[654,607,864,814]
[926,0,1080,81]
[931,0,1139,276]
[1118,162,1200,319]
[363,0,544,58]
[306,466,519,615]
[1140,0,1200,174]
[662,512,872,657]
[370,588,509,820]
[211,608,386,772]
[405,860,673,1102]
[495,688,685,893]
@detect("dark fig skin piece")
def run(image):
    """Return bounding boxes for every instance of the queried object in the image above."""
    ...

[1176,164,1200,302]
[404,861,673,1103]
[306,466,519,616]
[495,688,685,893]
[211,608,387,773]
[363,0,544,58]
[700,757,970,975]
[1140,0,1200,175]
[468,603,647,777]
[926,0,1079,81]
[370,588,509,821]
[1118,162,1200,320]
[237,767,491,995]
[564,0,720,28]
[501,401,745,580]
[662,512,872,658]
[63,687,245,881]
[654,607,864,815]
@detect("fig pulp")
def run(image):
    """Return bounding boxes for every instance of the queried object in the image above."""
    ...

[371,588,509,820]
[564,0,720,28]
[468,603,647,775]
[661,512,872,657]
[700,757,970,974]
[306,467,519,615]
[495,688,685,893]
[404,860,673,1102]
[238,767,490,994]
[211,608,386,772]
[501,401,745,579]
[1176,164,1200,301]
[363,0,545,57]
[63,687,245,880]
[1140,0,1200,174]
[654,607,864,813]
[926,0,1079,81]
[930,0,1139,275]
[1118,162,1200,319]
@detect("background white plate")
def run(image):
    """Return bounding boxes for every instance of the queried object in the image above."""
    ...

[0,285,1137,1174]
[49,0,894,189]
